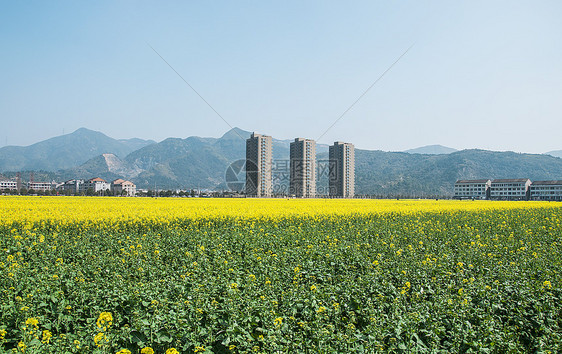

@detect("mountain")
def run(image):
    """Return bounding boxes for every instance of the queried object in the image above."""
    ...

[0,128,155,172]
[123,128,254,189]
[354,149,562,196]
[61,153,143,182]
[545,150,562,158]
[404,145,458,155]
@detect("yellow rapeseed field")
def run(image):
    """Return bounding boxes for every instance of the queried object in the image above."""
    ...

[1,196,561,352]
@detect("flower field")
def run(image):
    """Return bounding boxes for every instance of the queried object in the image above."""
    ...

[1,197,561,352]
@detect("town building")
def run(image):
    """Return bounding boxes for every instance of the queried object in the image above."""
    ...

[80,177,110,194]
[328,142,355,198]
[290,138,316,197]
[111,179,137,196]
[490,179,531,200]
[530,180,562,201]
[27,181,56,192]
[58,179,84,193]
[453,179,491,199]
[0,179,18,190]
[245,132,273,197]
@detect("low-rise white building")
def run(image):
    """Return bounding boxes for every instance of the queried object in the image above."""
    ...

[111,179,136,196]
[490,179,531,200]
[530,180,562,201]
[0,179,18,190]
[27,181,57,192]
[454,179,491,199]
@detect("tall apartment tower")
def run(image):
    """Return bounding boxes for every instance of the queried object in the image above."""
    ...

[245,132,273,197]
[290,138,316,197]
[329,142,355,198]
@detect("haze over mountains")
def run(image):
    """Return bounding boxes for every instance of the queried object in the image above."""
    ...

[2,128,562,196]
[404,145,458,155]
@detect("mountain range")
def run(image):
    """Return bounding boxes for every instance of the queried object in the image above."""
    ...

[0,128,155,172]
[2,128,562,196]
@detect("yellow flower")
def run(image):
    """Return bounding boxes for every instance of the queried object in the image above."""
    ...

[94,332,105,347]
[96,312,113,329]
[116,349,132,354]
[194,346,205,352]
[25,317,39,327]
[166,349,180,354]
[0,329,7,339]
[316,306,326,314]
[543,280,552,289]
[42,330,52,344]
[141,348,155,354]
[230,283,238,289]
[18,341,26,351]
[310,284,317,291]
[274,317,283,326]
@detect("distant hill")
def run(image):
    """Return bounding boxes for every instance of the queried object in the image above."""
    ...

[0,128,155,172]
[545,150,562,158]
[404,145,457,155]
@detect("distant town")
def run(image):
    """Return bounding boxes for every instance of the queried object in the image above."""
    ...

[2,133,562,201]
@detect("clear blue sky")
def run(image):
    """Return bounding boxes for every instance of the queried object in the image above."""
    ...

[1,1,561,153]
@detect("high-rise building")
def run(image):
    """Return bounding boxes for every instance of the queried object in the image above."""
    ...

[329,142,355,198]
[245,132,273,197]
[290,138,316,197]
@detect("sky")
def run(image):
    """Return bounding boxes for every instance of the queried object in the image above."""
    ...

[1,1,561,153]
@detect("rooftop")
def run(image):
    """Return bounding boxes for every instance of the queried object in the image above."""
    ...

[491,179,530,183]
[455,179,490,184]
[531,180,562,185]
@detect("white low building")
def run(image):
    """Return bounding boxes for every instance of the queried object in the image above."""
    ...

[490,179,531,200]
[530,180,562,201]
[454,179,491,199]
[0,179,18,190]
[27,181,57,192]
